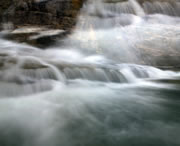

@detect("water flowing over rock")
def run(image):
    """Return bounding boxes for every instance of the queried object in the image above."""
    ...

[65,0,180,67]
[0,1,180,146]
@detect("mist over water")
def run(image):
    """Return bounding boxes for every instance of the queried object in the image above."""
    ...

[0,0,180,146]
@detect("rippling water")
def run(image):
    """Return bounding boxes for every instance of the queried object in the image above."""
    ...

[0,0,180,146]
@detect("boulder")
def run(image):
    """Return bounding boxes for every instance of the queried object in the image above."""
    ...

[0,0,84,47]
[1,0,84,30]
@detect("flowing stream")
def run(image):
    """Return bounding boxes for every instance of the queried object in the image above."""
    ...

[0,0,180,145]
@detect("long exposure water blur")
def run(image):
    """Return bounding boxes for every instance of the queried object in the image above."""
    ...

[0,0,180,146]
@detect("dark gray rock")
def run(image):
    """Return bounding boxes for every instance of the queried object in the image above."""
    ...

[1,0,84,30]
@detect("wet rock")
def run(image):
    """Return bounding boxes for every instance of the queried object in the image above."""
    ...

[3,26,68,48]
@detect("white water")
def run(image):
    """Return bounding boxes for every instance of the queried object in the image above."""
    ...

[0,0,180,146]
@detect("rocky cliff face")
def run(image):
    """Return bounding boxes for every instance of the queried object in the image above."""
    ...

[1,0,84,30]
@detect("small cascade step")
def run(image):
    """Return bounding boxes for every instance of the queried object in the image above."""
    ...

[83,0,180,17]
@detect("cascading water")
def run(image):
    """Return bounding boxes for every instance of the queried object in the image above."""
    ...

[0,0,180,146]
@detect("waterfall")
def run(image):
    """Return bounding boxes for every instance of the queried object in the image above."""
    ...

[0,0,180,146]
[64,0,180,65]
[129,0,146,16]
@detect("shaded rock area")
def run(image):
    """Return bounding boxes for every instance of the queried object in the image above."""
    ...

[0,0,12,25]
[0,0,84,47]
[2,0,84,30]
